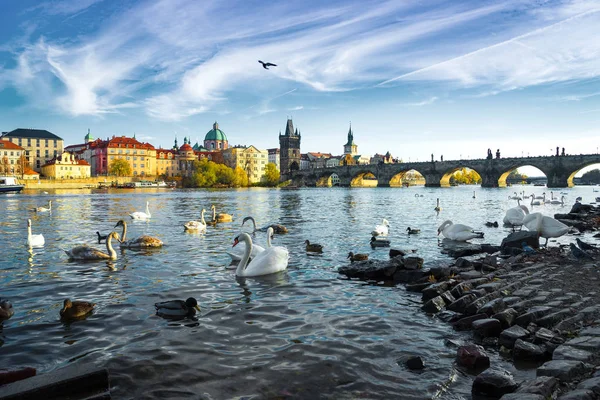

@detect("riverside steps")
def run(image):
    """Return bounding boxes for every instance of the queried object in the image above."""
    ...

[337,201,600,399]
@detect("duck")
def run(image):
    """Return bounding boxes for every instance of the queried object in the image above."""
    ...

[130,201,151,220]
[60,299,95,321]
[437,220,484,241]
[503,200,530,230]
[434,198,442,212]
[576,238,597,251]
[348,252,368,262]
[184,209,207,232]
[570,243,593,260]
[115,220,163,248]
[211,205,233,222]
[96,231,108,244]
[406,227,420,234]
[231,229,289,277]
[305,240,323,253]
[155,297,200,319]
[389,249,406,258]
[64,231,120,260]
[26,219,45,248]
[31,200,52,212]
[370,236,390,247]
[371,218,390,237]
[485,221,499,227]
[227,228,270,261]
[522,212,569,247]
[0,299,14,321]
[242,216,288,234]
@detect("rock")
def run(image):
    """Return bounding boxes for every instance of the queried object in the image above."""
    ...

[389,249,406,258]
[448,245,486,258]
[558,389,595,399]
[477,282,504,293]
[457,344,490,370]
[447,293,478,314]
[450,282,473,298]
[501,231,540,249]
[493,308,519,329]
[455,257,473,269]
[453,313,489,331]
[393,269,428,284]
[478,298,507,316]
[483,255,498,267]
[422,296,446,314]
[405,356,425,370]
[437,310,461,323]
[465,292,503,316]
[502,297,522,307]
[537,308,574,328]
[566,336,600,352]
[515,306,553,327]
[439,291,456,306]
[338,260,397,280]
[513,339,547,362]
[481,244,501,254]
[499,325,530,349]
[552,345,595,362]
[537,360,589,381]
[404,257,423,270]
[472,318,502,338]
[500,394,544,400]
[472,367,518,399]
[405,282,430,292]
[534,327,560,344]
[577,376,600,395]
[515,376,558,397]
[459,271,484,280]
[422,281,453,301]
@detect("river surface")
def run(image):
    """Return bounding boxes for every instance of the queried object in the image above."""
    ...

[1,185,598,399]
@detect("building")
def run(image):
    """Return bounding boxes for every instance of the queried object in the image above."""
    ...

[83,135,157,177]
[267,148,280,170]
[155,137,223,178]
[326,157,340,168]
[279,119,301,179]
[343,124,357,156]
[307,152,332,169]
[370,152,394,164]
[300,154,310,170]
[222,145,269,184]
[1,128,64,172]
[41,152,91,179]
[342,124,369,165]
[204,122,229,151]
[0,139,25,176]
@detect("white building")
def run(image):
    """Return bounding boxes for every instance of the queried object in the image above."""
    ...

[268,148,280,170]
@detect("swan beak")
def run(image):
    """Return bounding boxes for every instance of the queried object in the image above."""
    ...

[437,230,441,236]
[232,238,239,248]
[194,305,201,311]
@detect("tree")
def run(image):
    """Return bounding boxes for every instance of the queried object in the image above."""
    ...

[234,166,249,187]
[109,159,132,176]
[508,169,528,182]
[582,169,600,184]
[451,168,482,184]
[264,163,280,186]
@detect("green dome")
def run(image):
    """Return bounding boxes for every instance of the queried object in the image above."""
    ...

[204,122,227,142]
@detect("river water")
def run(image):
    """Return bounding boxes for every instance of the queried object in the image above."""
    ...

[1,185,597,399]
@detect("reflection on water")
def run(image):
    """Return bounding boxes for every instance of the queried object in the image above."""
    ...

[0,186,590,398]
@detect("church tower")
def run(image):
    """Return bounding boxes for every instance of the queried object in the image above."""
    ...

[279,118,301,180]
[343,123,357,155]
[85,128,94,143]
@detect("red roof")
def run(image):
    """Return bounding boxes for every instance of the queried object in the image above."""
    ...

[308,152,332,158]
[0,140,24,150]
[23,167,39,175]
[180,144,193,151]
[42,154,90,167]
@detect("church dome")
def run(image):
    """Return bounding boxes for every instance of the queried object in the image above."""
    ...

[204,122,227,142]
[180,143,193,151]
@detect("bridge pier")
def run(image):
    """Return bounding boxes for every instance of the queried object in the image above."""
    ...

[377,182,390,187]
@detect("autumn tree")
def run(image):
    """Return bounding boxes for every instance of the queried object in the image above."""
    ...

[264,163,280,186]
[109,159,132,176]
[582,169,600,184]
[234,166,249,187]
[451,168,482,184]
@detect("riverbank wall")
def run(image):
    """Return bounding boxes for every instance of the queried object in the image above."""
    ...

[23,177,135,190]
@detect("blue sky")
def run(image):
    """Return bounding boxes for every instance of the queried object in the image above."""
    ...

[0,0,599,174]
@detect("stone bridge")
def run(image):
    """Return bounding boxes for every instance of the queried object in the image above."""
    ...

[288,154,600,188]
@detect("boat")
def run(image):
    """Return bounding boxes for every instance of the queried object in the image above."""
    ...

[0,176,25,193]
[125,180,171,188]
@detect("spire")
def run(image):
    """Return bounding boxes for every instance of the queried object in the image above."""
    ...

[284,118,295,137]
[213,121,219,130]
[133,132,136,139]
[173,136,178,150]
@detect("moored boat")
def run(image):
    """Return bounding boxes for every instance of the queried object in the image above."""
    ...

[0,176,25,193]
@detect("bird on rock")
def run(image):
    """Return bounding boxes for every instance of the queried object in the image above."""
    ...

[570,243,593,260]
[576,238,597,252]
[348,252,368,262]
[521,242,537,255]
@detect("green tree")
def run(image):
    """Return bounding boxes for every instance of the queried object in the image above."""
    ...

[264,163,280,186]
[109,159,132,176]
[508,169,528,182]
[581,169,600,184]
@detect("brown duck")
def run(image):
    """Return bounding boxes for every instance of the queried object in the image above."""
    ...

[347,252,368,262]
[60,299,95,321]
[305,240,323,253]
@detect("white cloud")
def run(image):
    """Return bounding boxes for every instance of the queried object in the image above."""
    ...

[402,96,438,106]
[288,106,304,111]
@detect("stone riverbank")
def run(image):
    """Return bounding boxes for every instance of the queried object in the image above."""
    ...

[338,203,600,399]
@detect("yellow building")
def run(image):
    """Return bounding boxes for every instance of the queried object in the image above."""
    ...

[1,128,64,172]
[104,136,157,177]
[222,145,268,184]
[41,152,91,179]
[0,139,25,176]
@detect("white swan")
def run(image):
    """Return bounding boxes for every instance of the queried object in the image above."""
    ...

[115,220,163,248]
[184,209,207,231]
[31,200,52,212]
[503,201,530,230]
[227,229,271,262]
[548,195,565,205]
[533,192,546,200]
[508,192,522,200]
[232,229,289,277]
[530,194,543,206]
[130,201,151,220]
[437,220,484,242]
[26,219,45,247]
[434,198,442,212]
[65,232,120,260]
[472,191,476,199]
[371,218,390,237]
[523,212,569,247]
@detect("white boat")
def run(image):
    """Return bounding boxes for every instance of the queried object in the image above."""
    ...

[0,176,25,193]
[127,180,171,188]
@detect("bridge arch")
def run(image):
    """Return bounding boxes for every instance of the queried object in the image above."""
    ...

[389,169,425,187]
[350,169,378,187]
[567,162,600,187]
[439,167,483,187]
[315,171,342,187]
[498,165,546,187]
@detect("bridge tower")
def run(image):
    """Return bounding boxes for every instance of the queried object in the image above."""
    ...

[279,118,301,181]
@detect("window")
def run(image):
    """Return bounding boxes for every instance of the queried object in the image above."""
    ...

[134,157,137,160]
[254,154,257,157]
[18,138,22,146]
[133,164,137,168]
[211,143,214,149]
[45,150,49,157]
[45,140,48,146]
[126,150,130,154]
[110,156,114,159]
[53,140,57,147]
[10,151,14,156]
[126,157,130,160]
[218,143,222,149]
[140,164,144,168]
[60,167,63,170]
[36,139,40,146]
[36,150,40,156]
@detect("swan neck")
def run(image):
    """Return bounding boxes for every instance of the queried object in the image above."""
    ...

[107,235,116,259]
[200,210,205,225]
[27,224,32,239]
[266,232,272,247]
[120,222,127,241]
[236,234,252,276]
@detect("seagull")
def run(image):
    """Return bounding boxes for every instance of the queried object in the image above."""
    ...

[570,243,593,260]
[576,238,597,251]
[258,60,277,69]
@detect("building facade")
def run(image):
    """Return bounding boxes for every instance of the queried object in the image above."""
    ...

[268,148,280,170]
[222,145,269,184]
[343,124,357,156]
[0,140,25,176]
[157,137,224,178]
[204,122,229,151]
[278,119,301,179]
[41,152,91,179]
[1,129,64,172]
[300,154,310,170]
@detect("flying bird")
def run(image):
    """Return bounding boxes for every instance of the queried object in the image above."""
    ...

[258,60,277,70]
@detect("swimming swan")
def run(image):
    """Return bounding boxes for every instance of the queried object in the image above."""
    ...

[31,200,52,212]
[371,218,390,237]
[242,216,288,234]
[130,201,151,220]
[232,229,289,277]
[227,228,272,261]
[26,219,45,247]
[437,220,484,241]
[184,209,207,231]
[530,194,543,206]
[434,198,442,212]
[212,205,233,222]
[65,231,119,260]
[503,201,530,230]
[115,220,163,248]
[522,212,569,247]
[548,194,565,205]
